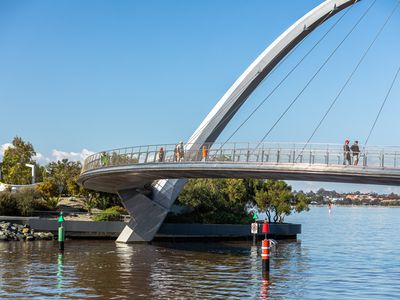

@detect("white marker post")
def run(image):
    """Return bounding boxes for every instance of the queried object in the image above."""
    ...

[251,222,258,246]
[25,164,35,184]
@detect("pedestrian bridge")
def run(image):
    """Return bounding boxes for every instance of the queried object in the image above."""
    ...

[78,142,400,193]
[77,0,400,242]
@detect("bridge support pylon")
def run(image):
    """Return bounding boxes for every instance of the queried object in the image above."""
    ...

[116,179,186,243]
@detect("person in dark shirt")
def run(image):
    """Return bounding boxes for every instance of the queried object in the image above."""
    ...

[158,147,165,162]
[343,139,351,165]
[350,140,360,165]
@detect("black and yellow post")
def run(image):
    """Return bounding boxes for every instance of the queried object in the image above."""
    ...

[58,212,65,252]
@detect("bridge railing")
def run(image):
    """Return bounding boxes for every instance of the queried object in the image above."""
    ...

[81,142,400,173]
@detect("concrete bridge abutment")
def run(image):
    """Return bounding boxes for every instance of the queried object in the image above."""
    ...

[116,179,187,243]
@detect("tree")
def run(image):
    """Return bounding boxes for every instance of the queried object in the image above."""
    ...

[67,175,82,197]
[36,179,59,199]
[173,179,255,224]
[46,159,82,195]
[254,179,310,223]
[293,192,311,213]
[1,137,36,184]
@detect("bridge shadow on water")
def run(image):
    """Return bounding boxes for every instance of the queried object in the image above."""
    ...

[153,239,301,257]
[153,241,252,256]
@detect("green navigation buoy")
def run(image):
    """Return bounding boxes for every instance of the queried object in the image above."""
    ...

[58,212,65,223]
[58,211,65,251]
[252,212,258,220]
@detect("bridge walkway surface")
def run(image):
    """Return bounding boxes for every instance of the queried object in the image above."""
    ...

[79,142,400,193]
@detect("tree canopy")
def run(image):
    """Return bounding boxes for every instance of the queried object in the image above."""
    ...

[254,179,310,223]
[169,178,310,224]
[45,159,82,195]
[1,137,36,184]
[172,178,254,224]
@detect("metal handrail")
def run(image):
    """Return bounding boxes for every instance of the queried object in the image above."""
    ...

[81,142,400,173]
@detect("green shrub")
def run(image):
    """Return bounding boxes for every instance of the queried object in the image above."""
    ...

[14,187,43,216]
[45,196,60,210]
[0,188,45,216]
[82,194,97,214]
[95,196,111,210]
[93,206,125,222]
[36,179,59,199]
[0,191,19,216]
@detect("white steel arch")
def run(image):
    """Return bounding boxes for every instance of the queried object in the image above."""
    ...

[187,0,358,147]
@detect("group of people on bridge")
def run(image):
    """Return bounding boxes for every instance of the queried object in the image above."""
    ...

[343,139,360,166]
[99,140,363,167]
[157,143,209,163]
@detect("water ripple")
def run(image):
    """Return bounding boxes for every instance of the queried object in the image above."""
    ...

[0,207,400,298]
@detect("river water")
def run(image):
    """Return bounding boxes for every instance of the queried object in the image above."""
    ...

[0,206,399,299]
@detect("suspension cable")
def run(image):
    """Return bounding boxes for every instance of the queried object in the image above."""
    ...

[218,4,353,148]
[187,2,352,145]
[296,0,400,161]
[365,66,400,146]
[188,34,307,144]
[255,0,377,149]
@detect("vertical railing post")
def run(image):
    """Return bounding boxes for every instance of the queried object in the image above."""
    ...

[144,146,149,163]
[138,146,142,164]
[277,149,280,163]
[363,151,367,167]
[261,150,265,163]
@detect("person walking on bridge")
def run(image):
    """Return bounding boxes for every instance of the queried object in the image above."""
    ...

[178,141,184,162]
[174,144,179,162]
[343,139,351,165]
[351,140,360,166]
[158,147,165,162]
[202,145,208,162]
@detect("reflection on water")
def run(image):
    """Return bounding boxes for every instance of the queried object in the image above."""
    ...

[57,253,63,290]
[0,207,400,299]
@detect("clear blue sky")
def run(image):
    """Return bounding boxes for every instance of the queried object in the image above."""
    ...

[1,0,400,192]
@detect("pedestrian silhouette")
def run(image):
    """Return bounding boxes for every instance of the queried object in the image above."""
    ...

[179,141,184,161]
[343,139,351,165]
[350,140,360,165]
[158,147,165,162]
[174,144,179,162]
[202,145,208,162]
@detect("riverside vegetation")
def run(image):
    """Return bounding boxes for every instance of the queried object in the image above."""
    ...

[1,136,311,223]
[0,137,122,220]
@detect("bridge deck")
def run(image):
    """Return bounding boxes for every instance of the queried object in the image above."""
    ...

[78,143,400,193]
